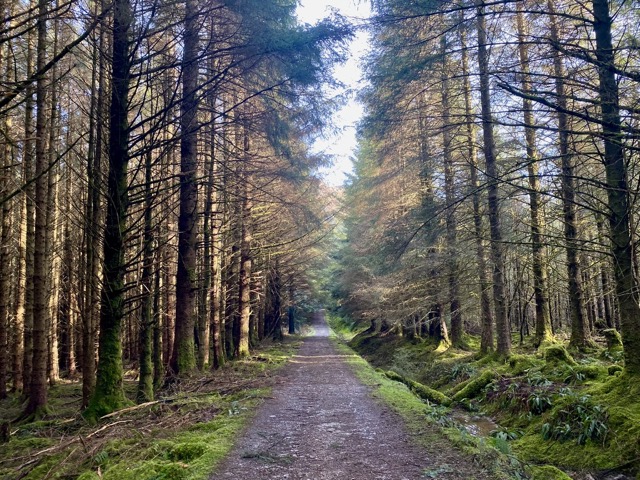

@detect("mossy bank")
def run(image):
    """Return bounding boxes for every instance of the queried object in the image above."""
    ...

[329,313,639,479]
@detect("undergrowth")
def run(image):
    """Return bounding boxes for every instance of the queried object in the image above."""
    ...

[0,338,301,480]
[332,313,639,479]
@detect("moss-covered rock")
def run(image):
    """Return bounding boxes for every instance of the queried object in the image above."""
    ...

[452,370,496,402]
[602,329,623,351]
[529,465,572,480]
[608,364,623,376]
[543,345,577,366]
[575,365,607,380]
[508,354,542,375]
[384,370,452,406]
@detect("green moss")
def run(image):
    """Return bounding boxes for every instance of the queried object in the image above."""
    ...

[543,345,577,366]
[21,453,64,480]
[608,365,623,376]
[447,377,471,397]
[528,465,572,480]
[384,370,452,406]
[104,460,189,480]
[452,370,496,402]
[575,364,607,380]
[602,329,623,351]
[168,442,209,462]
[507,354,543,375]
[77,473,101,480]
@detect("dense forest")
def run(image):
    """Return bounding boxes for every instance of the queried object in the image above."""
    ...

[0,0,348,421]
[2,0,640,477]
[333,0,640,476]
[340,0,640,361]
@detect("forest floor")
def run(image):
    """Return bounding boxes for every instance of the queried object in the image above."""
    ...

[343,317,640,480]
[212,312,499,480]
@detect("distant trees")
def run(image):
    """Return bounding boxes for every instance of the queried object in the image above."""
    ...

[0,0,349,419]
[341,0,640,371]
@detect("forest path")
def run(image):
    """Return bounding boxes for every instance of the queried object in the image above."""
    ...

[211,312,481,480]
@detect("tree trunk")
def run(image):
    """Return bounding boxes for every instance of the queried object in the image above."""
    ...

[22,11,36,398]
[171,0,199,375]
[237,125,252,357]
[546,0,591,350]
[476,0,510,356]
[83,0,106,407]
[288,280,295,335]
[515,5,552,347]
[440,30,463,347]
[24,0,51,417]
[0,98,9,400]
[85,0,133,420]
[460,18,493,353]
[592,0,640,374]
[137,150,154,403]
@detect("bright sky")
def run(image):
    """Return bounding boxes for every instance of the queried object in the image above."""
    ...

[296,0,372,186]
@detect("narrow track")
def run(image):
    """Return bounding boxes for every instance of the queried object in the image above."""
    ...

[212,313,484,479]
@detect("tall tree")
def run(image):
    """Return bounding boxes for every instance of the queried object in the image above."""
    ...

[24,0,52,417]
[592,0,640,374]
[170,0,200,376]
[86,0,133,419]
[515,4,552,347]
[475,0,510,356]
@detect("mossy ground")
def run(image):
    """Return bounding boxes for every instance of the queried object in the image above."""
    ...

[329,314,638,479]
[0,337,301,480]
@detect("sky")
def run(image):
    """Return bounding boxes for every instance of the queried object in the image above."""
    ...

[296,0,372,186]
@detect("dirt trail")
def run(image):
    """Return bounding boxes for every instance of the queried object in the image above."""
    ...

[212,313,484,479]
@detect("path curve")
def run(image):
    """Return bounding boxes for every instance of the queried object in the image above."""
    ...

[212,313,467,479]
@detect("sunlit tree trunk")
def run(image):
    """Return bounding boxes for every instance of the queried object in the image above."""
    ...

[440,30,463,347]
[22,8,36,397]
[25,0,52,417]
[515,5,552,347]
[460,18,493,353]
[137,149,154,402]
[237,124,252,357]
[476,0,510,356]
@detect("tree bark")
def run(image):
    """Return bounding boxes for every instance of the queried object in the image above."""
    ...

[137,150,154,403]
[440,30,463,347]
[170,0,199,375]
[476,0,510,356]
[515,5,552,347]
[24,0,51,417]
[237,124,252,357]
[546,0,591,350]
[592,0,640,374]
[460,18,493,353]
[85,0,132,419]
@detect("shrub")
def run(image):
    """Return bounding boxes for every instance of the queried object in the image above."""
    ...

[541,394,608,446]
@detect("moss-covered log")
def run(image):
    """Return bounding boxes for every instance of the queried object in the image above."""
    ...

[384,370,452,406]
[452,370,496,402]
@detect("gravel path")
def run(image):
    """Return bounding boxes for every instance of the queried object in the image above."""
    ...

[211,313,484,480]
